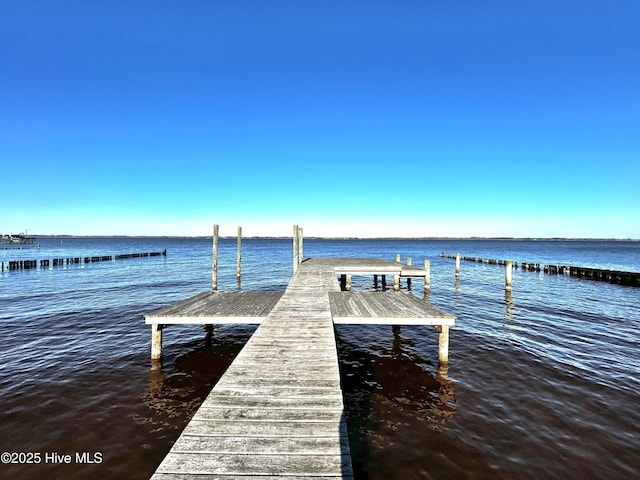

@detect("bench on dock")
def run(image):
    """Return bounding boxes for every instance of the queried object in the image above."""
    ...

[145,257,454,479]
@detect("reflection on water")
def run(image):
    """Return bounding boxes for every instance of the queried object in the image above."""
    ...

[337,324,457,479]
[504,290,516,321]
[142,325,254,419]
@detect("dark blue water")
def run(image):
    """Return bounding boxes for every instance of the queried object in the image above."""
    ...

[1,237,639,479]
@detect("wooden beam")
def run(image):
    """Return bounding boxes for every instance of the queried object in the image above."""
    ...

[212,224,219,291]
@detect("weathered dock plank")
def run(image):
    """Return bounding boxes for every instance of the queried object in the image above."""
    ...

[150,258,352,479]
[153,452,351,477]
[145,291,284,324]
[170,435,347,455]
[330,291,456,325]
[148,257,454,479]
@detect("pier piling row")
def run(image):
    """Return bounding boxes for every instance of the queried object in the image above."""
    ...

[440,252,640,287]
[2,250,166,272]
[145,256,454,478]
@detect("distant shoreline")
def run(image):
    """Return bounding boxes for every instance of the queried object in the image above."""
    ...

[34,235,639,242]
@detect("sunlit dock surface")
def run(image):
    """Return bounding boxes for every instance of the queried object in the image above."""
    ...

[146,257,454,479]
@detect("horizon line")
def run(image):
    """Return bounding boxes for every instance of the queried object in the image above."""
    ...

[32,234,640,241]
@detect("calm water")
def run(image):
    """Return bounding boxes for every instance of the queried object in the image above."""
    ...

[1,237,639,479]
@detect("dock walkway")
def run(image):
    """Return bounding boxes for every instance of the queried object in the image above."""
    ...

[146,257,454,479]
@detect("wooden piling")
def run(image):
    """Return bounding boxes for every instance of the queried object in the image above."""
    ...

[236,226,242,285]
[212,224,219,291]
[505,260,513,291]
[396,254,401,263]
[151,324,163,360]
[424,259,431,292]
[438,325,450,364]
[298,226,303,263]
[346,274,352,291]
[442,251,640,288]
[293,225,300,273]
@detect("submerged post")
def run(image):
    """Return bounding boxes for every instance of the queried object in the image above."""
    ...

[505,260,513,291]
[212,224,219,291]
[236,226,242,285]
[455,252,461,278]
[293,225,300,273]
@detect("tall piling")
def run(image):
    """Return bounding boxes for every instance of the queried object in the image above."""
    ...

[293,225,300,273]
[424,259,431,292]
[236,226,242,286]
[212,224,219,291]
[505,261,513,291]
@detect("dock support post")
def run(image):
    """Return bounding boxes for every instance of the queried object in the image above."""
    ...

[151,324,163,361]
[293,225,300,273]
[393,274,400,291]
[396,254,401,263]
[381,275,387,290]
[438,325,449,364]
[424,259,430,292]
[455,252,461,278]
[298,226,303,264]
[236,226,242,286]
[212,224,219,291]
[346,274,352,291]
[406,257,412,288]
[373,274,378,288]
[505,261,513,291]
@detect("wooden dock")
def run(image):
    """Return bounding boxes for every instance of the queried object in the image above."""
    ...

[145,257,454,479]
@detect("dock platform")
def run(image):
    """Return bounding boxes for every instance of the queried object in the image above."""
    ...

[145,257,454,479]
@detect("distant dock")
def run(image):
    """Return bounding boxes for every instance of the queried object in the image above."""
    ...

[145,238,454,478]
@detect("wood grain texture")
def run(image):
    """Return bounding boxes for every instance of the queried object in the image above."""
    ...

[149,257,455,478]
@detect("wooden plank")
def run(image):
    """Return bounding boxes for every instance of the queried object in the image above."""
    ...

[199,395,343,410]
[154,452,352,477]
[149,257,457,479]
[329,291,455,325]
[193,407,344,422]
[145,291,284,324]
[154,475,351,480]
[170,435,349,455]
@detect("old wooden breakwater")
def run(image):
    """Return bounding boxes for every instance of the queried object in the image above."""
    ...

[441,252,640,287]
[144,225,454,478]
[1,250,166,272]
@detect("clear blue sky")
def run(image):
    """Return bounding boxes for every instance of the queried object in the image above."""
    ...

[2,1,638,238]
